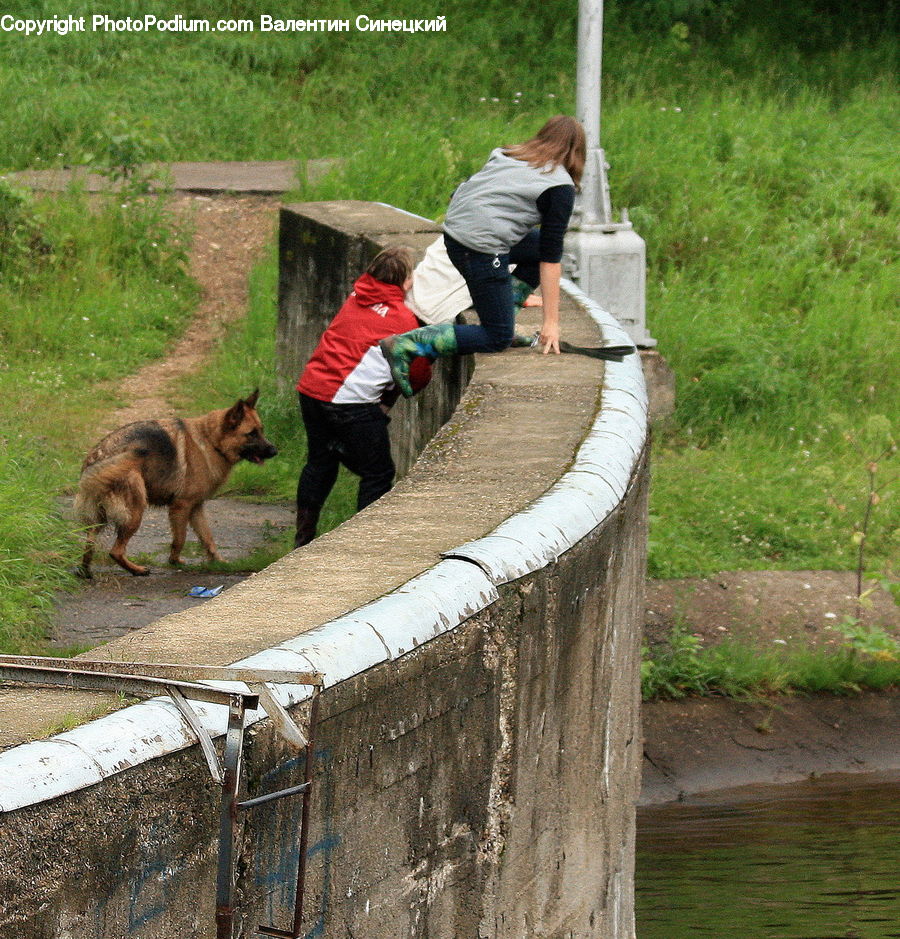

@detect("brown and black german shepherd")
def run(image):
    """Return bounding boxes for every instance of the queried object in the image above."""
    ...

[74,390,277,577]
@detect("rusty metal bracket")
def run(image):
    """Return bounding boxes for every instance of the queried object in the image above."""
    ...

[0,657,259,709]
[167,685,224,784]
[250,681,309,749]
[0,655,325,939]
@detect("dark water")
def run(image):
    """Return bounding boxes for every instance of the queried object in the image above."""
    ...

[636,774,900,938]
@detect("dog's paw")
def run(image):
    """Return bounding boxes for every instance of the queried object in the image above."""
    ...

[73,565,93,580]
[131,566,150,577]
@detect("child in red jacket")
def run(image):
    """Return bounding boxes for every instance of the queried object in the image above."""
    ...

[294,247,430,548]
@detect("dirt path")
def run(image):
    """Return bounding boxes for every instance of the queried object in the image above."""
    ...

[645,570,899,652]
[104,194,279,430]
[53,497,294,648]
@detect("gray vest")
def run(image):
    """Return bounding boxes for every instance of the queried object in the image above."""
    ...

[443,149,574,255]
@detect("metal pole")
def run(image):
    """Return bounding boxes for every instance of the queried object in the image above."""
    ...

[566,0,655,346]
[291,688,321,937]
[216,696,247,939]
[575,0,611,227]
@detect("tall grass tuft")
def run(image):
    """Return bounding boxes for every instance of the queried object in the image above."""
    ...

[642,625,899,700]
[0,447,76,653]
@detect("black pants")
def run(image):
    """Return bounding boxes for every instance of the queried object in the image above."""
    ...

[296,393,395,513]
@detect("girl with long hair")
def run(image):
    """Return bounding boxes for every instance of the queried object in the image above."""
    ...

[381,115,586,397]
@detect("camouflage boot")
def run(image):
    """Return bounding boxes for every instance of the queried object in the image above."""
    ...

[510,331,539,348]
[380,323,458,398]
[511,277,534,309]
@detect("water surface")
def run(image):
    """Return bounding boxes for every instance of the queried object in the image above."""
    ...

[636,773,900,938]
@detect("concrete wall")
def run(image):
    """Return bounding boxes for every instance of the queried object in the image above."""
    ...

[0,204,648,939]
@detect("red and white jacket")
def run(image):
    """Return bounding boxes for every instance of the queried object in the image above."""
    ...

[297,273,428,404]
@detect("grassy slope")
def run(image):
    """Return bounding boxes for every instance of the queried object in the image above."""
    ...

[0,0,896,654]
[0,186,195,651]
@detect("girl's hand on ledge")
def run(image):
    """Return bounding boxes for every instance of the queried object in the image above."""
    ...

[540,323,561,354]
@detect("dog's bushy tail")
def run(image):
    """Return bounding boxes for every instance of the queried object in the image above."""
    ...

[74,466,131,530]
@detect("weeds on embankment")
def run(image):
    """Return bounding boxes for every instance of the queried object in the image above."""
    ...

[0,1,895,661]
[641,621,900,700]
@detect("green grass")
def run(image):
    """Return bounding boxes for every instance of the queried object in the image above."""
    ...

[0,180,195,455]
[618,84,899,576]
[642,624,900,700]
[0,0,896,657]
[649,419,897,577]
[0,446,75,653]
[0,180,195,653]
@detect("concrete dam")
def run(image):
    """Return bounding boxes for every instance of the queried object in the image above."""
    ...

[0,202,649,938]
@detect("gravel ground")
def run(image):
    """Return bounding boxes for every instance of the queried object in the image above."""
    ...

[53,498,294,648]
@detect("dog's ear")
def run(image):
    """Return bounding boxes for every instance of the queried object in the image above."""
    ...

[224,400,246,430]
[244,388,260,410]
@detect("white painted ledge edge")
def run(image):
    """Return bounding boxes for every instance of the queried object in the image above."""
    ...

[0,280,647,813]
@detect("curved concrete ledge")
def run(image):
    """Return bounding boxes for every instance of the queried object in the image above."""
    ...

[0,559,500,813]
[0,280,644,812]
[0,204,648,939]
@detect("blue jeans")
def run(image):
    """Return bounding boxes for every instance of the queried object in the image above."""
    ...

[444,231,540,355]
